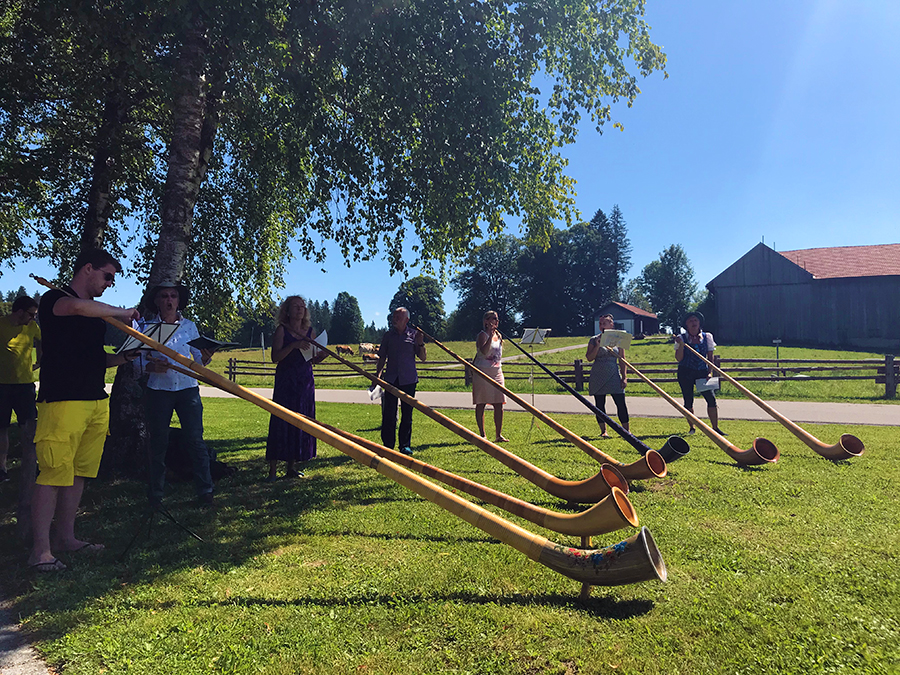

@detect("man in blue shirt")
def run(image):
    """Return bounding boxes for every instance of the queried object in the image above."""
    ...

[375,307,425,455]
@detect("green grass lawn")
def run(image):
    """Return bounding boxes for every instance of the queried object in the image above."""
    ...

[1,399,897,674]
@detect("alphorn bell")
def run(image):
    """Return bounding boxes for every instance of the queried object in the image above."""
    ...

[682,344,864,461]
[31,276,666,587]
[612,349,779,466]
[494,330,690,463]
[416,326,678,475]
[310,340,663,500]
[300,417,639,538]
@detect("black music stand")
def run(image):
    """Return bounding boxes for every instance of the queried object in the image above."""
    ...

[520,328,549,442]
[118,501,204,561]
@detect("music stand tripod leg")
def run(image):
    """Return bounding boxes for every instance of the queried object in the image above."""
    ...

[524,341,547,442]
[117,504,204,561]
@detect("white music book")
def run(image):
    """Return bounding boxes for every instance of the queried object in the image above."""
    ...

[520,328,549,345]
[695,377,720,392]
[599,330,632,349]
[300,329,327,362]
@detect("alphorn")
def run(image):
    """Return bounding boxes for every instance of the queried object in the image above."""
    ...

[416,326,687,480]
[31,276,666,587]
[159,360,640,537]
[496,330,690,463]
[315,421,638,537]
[611,348,779,466]
[309,340,663,499]
[681,344,864,461]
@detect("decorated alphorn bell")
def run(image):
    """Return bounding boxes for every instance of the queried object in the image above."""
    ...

[494,330,690,463]
[31,276,666,588]
[310,340,659,501]
[416,326,676,475]
[681,344,863,461]
[160,358,638,538]
[611,348,779,466]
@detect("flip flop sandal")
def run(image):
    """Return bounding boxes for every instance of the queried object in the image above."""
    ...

[30,558,66,573]
[72,542,105,554]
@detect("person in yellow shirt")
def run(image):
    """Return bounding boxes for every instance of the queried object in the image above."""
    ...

[1,295,42,540]
[0,295,42,482]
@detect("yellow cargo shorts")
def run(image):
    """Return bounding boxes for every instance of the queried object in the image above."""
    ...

[35,399,109,486]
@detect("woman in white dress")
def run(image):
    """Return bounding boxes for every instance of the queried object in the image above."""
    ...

[472,311,508,442]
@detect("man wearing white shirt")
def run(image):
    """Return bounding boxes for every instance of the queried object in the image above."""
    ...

[142,282,215,507]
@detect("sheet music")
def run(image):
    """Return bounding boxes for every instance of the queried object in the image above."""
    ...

[117,322,180,352]
[598,330,632,349]
[300,329,327,362]
[520,328,548,345]
[695,377,720,392]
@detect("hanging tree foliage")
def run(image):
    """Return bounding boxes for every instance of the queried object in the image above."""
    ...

[1,0,667,331]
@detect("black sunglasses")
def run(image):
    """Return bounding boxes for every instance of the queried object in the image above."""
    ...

[102,272,116,283]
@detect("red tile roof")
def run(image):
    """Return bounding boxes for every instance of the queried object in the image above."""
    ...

[778,244,900,279]
[603,301,658,319]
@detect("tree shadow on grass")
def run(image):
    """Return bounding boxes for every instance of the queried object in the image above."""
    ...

[0,438,652,643]
[706,460,770,472]
[141,590,655,619]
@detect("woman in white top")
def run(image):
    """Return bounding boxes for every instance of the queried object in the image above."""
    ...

[472,311,508,442]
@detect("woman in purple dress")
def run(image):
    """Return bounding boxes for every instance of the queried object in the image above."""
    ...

[265,296,327,481]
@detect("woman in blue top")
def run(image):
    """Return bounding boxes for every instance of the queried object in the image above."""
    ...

[674,311,725,436]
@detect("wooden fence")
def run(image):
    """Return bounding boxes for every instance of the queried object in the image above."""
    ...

[226,354,898,398]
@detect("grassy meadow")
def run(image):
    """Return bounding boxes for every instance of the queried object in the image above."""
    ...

[184,335,897,403]
[0,399,897,674]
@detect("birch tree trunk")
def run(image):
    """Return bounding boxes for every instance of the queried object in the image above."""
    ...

[149,15,209,287]
[81,83,126,252]
[103,12,218,480]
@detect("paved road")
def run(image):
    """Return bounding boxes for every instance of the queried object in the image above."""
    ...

[197,386,897,427]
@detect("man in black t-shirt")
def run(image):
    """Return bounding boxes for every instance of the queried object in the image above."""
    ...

[28,249,140,573]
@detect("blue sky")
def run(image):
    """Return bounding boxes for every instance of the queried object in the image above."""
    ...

[4,0,899,330]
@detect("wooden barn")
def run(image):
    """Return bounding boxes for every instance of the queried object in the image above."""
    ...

[593,302,660,337]
[707,243,900,350]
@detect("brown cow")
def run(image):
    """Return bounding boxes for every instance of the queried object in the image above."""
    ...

[336,345,355,355]
[362,353,378,363]
[358,342,377,355]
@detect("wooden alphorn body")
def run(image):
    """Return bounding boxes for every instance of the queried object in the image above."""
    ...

[162,357,638,538]
[311,340,663,499]
[416,327,678,475]
[31,277,665,588]
[416,326,687,480]
[493,330,689,464]
[681,345,863,461]
[612,349,779,466]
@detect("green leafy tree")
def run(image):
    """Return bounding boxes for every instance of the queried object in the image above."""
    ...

[2,0,667,321]
[2,0,667,473]
[519,227,577,334]
[620,278,652,312]
[362,321,383,343]
[330,292,364,344]
[231,300,279,348]
[638,244,697,332]
[604,205,633,297]
[389,276,445,338]
[5,286,28,302]
[449,235,524,339]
